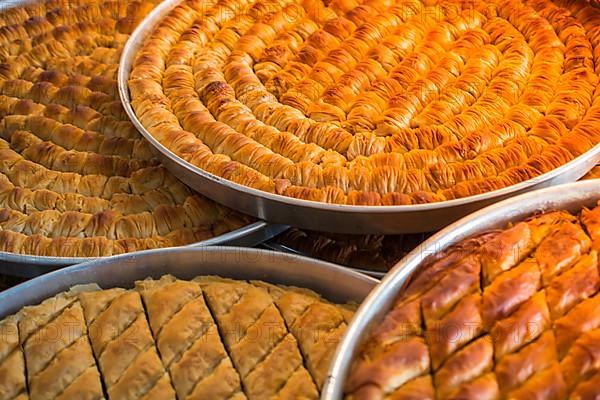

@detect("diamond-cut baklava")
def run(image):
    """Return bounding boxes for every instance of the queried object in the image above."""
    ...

[0,0,252,257]
[346,202,600,399]
[129,0,600,206]
[2,274,355,399]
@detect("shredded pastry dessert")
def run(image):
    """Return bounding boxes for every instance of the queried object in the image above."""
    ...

[129,0,600,206]
[0,0,252,257]
[1,274,355,399]
[345,202,600,399]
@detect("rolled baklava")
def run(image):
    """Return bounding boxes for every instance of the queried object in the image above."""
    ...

[0,0,253,257]
[129,0,600,205]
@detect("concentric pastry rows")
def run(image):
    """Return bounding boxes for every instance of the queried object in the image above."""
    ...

[0,274,355,400]
[0,0,252,258]
[129,0,600,206]
[346,202,600,399]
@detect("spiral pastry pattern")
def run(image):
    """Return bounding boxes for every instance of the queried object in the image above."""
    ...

[130,0,600,206]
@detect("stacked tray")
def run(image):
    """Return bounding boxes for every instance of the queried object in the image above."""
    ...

[265,168,600,277]
[325,179,600,399]
[121,0,600,234]
[264,230,432,278]
[0,0,286,277]
[0,247,377,399]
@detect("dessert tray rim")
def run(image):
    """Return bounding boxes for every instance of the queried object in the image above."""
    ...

[0,245,379,319]
[118,0,600,234]
[0,221,288,276]
[0,0,287,275]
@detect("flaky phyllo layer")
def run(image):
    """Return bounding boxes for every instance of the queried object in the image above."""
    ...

[346,202,600,399]
[0,275,356,399]
[0,0,252,257]
[130,0,600,205]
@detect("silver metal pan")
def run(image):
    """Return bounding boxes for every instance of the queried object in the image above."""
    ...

[322,179,600,399]
[118,0,600,235]
[0,0,287,277]
[0,221,288,278]
[261,240,388,279]
[0,246,378,319]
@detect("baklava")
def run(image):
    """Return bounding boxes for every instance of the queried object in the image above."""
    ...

[0,0,252,257]
[129,0,600,205]
[346,202,600,399]
[1,274,355,399]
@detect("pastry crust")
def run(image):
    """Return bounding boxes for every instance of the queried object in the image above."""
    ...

[129,0,600,206]
[19,293,104,400]
[196,276,320,399]
[78,288,176,399]
[135,276,244,400]
[0,0,253,257]
[2,275,353,399]
[0,316,27,400]
[346,202,600,399]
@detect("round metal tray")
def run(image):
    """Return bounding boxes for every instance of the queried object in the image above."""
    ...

[0,0,287,278]
[322,179,600,399]
[0,246,378,319]
[0,221,287,278]
[118,0,600,235]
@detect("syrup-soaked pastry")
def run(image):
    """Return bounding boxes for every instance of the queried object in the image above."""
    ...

[0,0,253,257]
[0,316,27,400]
[18,291,104,400]
[196,277,322,399]
[135,276,244,400]
[346,202,600,399]
[78,288,175,399]
[129,0,600,206]
[5,274,354,399]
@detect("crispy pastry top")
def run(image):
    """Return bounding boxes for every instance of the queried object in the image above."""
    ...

[3,274,355,400]
[0,0,253,257]
[129,0,600,205]
[346,201,600,399]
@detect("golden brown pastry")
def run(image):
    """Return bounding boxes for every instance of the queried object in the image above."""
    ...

[136,276,244,400]
[78,288,175,399]
[0,316,27,400]
[346,202,600,399]
[19,292,104,400]
[197,276,321,399]
[0,0,253,258]
[129,0,600,206]
[5,274,354,400]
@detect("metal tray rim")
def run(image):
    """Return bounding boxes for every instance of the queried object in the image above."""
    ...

[118,0,600,227]
[0,0,286,271]
[322,179,600,399]
[0,246,379,319]
[0,221,288,267]
[262,240,387,278]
